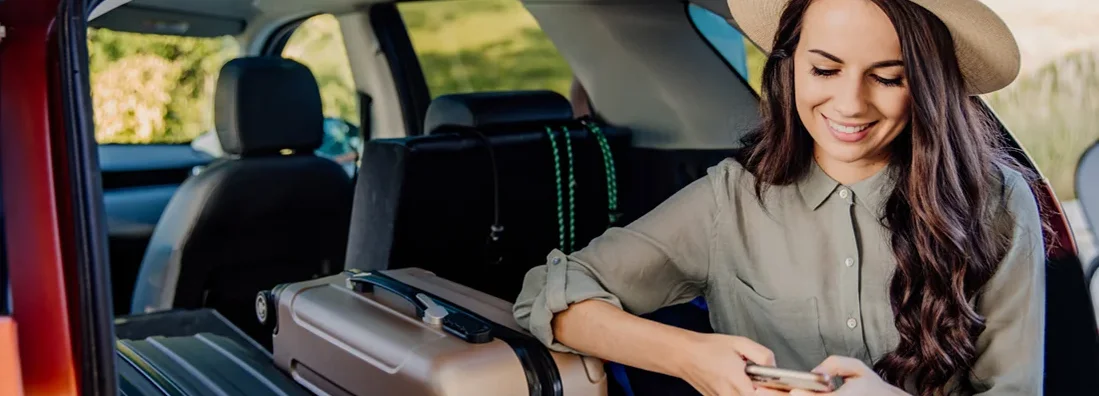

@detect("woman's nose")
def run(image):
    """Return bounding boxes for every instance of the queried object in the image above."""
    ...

[832,78,869,118]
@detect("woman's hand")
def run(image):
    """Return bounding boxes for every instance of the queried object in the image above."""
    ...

[787,356,909,396]
[675,333,776,396]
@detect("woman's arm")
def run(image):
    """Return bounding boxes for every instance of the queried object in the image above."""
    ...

[513,160,775,395]
[969,169,1046,395]
[513,164,727,352]
[554,299,776,395]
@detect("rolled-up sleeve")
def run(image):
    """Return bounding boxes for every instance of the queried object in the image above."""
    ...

[513,163,726,353]
[970,170,1046,395]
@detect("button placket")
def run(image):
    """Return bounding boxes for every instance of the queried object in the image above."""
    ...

[834,187,866,355]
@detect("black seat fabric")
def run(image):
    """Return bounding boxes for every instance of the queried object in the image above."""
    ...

[131,57,353,345]
[346,91,630,301]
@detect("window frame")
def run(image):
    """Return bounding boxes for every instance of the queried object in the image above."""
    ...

[685,3,762,99]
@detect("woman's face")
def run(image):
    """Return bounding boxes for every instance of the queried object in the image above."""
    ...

[794,0,911,168]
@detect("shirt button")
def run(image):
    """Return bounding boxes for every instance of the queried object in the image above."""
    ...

[847,318,859,329]
[839,188,850,199]
[844,258,854,267]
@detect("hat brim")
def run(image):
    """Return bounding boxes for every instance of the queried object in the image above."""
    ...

[726,0,1020,95]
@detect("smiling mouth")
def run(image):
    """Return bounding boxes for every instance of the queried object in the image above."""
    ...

[824,116,878,135]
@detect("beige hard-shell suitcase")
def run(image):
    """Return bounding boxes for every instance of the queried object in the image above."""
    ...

[260,268,608,396]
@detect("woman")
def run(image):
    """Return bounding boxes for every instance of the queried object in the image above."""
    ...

[513,0,1046,395]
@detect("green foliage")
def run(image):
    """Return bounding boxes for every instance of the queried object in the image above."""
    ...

[399,0,510,33]
[744,37,766,93]
[399,0,573,98]
[88,28,238,144]
[87,0,1091,201]
[89,0,571,144]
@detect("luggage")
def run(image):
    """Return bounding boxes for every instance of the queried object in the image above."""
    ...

[116,332,308,395]
[259,268,608,396]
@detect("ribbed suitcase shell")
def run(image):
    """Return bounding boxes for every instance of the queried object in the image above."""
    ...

[270,268,608,396]
[116,333,308,396]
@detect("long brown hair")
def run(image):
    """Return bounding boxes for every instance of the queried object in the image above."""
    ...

[734,0,1034,394]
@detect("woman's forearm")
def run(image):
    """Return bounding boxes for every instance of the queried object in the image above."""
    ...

[551,299,700,379]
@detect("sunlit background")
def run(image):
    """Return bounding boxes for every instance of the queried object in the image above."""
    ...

[87,0,1098,260]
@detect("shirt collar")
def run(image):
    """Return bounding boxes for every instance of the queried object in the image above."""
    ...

[797,160,840,210]
[797,160,896,214]
[849,165,896,215]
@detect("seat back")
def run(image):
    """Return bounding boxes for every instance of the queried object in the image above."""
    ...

[1078,142,1099,229]
[1077,142,1099,279]
[131,57,353,346]
[347,91,629,301]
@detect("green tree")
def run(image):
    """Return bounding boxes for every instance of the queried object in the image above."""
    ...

[88,28,238,144]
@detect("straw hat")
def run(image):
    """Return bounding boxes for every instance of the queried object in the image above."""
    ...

[726,0,1021,95]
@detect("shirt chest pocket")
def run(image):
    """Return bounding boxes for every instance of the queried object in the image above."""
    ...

[729,276,829,371]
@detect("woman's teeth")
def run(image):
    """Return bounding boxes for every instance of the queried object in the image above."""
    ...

[828,119,871,134]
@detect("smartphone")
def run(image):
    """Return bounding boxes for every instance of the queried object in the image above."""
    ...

[745,364,843,392]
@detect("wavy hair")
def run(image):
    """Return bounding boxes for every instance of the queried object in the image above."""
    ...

[733,0,1037,394]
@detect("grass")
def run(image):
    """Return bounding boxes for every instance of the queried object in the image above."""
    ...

[984,49,1099,200]
[399,0,573,98]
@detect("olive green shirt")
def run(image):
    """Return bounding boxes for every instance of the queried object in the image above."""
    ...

[513,158,1045,395]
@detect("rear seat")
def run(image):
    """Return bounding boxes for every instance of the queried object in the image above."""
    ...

[346,90,630,301]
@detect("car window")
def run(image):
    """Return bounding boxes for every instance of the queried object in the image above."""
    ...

[87,28,240,144]
[281,13,362,174]
[282,14,361,129]
[397,0,573,98]
[688,4,766,93]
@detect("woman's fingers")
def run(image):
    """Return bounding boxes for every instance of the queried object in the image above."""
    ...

[728,369,757,396]
[730,336,777,366]
[812,356,872,378]
[788,389,829,396]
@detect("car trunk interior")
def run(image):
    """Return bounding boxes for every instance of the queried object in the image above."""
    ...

[73,0,1099,394]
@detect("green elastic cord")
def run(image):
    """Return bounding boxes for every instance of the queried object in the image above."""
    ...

[584,121,620,225]
[545,126,577,253]
[563,126,576,253]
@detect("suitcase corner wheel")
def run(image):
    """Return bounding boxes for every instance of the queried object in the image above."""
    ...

[255,289,275,331]
[264,268,610,396]
[255,282,291,335]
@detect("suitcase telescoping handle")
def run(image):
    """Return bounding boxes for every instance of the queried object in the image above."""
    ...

[344,270,494,344]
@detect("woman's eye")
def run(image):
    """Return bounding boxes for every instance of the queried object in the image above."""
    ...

[873,75,905,87]
[810,67,839,77]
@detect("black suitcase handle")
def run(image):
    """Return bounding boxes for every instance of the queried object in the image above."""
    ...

[346,270,563,396]
[344,270,493,344]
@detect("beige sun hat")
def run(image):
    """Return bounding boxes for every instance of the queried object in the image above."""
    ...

[726,0,1021,95]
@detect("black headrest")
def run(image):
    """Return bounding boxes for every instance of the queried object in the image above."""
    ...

[424,90,573,135]
[214,57,323,156]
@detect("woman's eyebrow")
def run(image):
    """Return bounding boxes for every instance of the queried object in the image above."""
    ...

[808,49,904,69]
